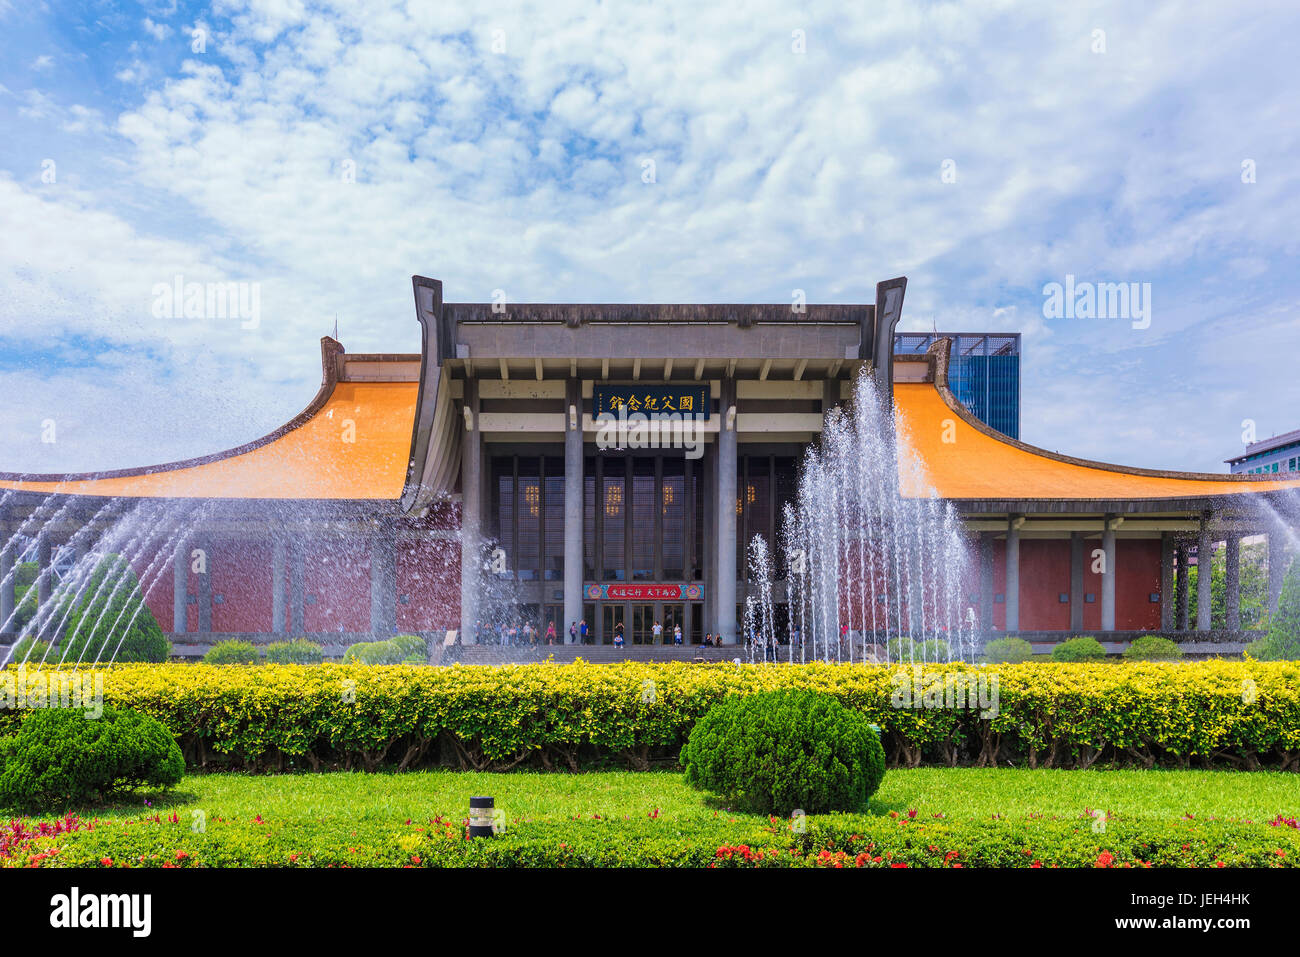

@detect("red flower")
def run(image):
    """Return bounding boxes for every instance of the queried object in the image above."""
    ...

[890,862,909,868]
[1095,851,1115,868]
[907,810,917,819]
[100,857,112,867]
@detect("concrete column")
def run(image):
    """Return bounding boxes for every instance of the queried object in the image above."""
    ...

[460,379,482,642]
[1005,516,1021,633]
[1196,514,1213,632]
[979,533,994,634]
[1159,533,1174,631]
[716,378,738,644]
[1101,515,1116,632]
[271,536,287,635]
[289,537,306,635]
[35,532,52,607]
[1175,542,1189,630]
[563,378,583,643]
[1224,535,1241,631]
[369,528,396,637]
[1268,528,1287,615]
[196,538,212,634]
[1069,532,1084,632]
[1,543,15,634]
[172,539,188,634]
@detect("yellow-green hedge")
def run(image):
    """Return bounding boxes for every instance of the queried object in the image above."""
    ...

[3,660,1298,772]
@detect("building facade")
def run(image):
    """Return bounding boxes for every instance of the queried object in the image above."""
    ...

[1227,428,1300,475]
[894,332,1020,438]
[1,276,1298,655]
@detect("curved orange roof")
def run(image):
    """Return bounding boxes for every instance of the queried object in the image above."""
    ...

[896,377,1300,501]
[0,380,417,500]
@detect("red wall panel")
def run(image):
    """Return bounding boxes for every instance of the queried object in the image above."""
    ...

[1117,538,1161,630]
[1018,538,1070,631]
[303,539,370,634]
[211,540,273,633]
[397,538,460,632]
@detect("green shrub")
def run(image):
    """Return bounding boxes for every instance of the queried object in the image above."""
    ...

[981,637,1034,663]
[8,660,1300,774]
[886,636,951,661]
[263,639,324,664]
[7,636,53,664]
[52,555,170,663]
[203,640,259,665]
[1051,636,1107,662]
[680,688,886,814]
[1123,636,1184,661]
[344,634,426,665]
[1246,560,1300,661]
[0,705,183,811]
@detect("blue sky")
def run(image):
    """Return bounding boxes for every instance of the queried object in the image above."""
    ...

[1,0,1298,475]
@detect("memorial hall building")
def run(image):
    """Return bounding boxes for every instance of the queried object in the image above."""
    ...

[1,276,1297,655]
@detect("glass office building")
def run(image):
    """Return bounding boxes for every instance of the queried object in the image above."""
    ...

[894,333,1021,438]
[1226,428,1300,475]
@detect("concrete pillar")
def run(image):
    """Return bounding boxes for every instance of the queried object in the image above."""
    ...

[979,533,994,634]
[35,532,52,607]
[1196,514,1213,632]
[1175,542,1189,630]
[1101,515,1116,632]
[369,528,396,637]
[1,543,15,633]
[1069,532,1084,632]
[289,537,305,635]
[172,539,188,634]
[271,536,287,635]
[716,378,738,644]
[1159,533,1174,631]
[563,378,583,643]
[460,379,482,642]
[196,538,212,634]
[1268,528,1287,615]
[1225,535,1241,631]
[1005,516,1021,633]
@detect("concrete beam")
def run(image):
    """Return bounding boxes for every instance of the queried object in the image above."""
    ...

[563,378,583,643]
[1197,513,1213,632]
[1225,535,1241,631]
[716,377,738,644]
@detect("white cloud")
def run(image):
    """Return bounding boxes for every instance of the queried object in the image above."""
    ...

[1,0,1298,473]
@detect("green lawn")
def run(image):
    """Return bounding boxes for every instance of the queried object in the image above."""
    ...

[6,768,1298,868]
[37,766,1295,824]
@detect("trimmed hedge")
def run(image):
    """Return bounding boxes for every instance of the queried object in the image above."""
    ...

[1051,637,1107,662]
[1124,636,1183,661]
[2,660,1298,773]
[202,640,259,665]
[263,639,325,665]
[981,637,1034,663]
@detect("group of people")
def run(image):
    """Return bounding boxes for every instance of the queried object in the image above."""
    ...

[568,619,685,646]
[474,617,813,649]
[472,620,560,645]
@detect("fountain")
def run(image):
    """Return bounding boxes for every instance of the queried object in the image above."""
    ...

[747,367,977,664]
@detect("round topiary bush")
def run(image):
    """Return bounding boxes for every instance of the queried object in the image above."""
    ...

[1051,636,1107,662]
[0,705,184,811]
[982,636,1034,663]
[680,688,886,814]
[1123,635,1184,661]
[263,638,325,664]
[202,640,259,665]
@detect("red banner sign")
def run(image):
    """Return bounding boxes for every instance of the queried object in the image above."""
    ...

[585,583,705,601]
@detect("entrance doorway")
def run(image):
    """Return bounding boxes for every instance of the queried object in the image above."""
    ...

[631,604,655,644]
[662,603,684,644]
[601,604,625,645]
